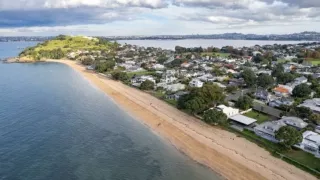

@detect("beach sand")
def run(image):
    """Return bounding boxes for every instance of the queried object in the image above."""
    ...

[49,60,316,180]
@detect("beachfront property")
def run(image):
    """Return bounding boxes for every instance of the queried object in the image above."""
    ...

[298,98,320,114]
[296,131,320,158]
[229,114,257,128]
[215,105,239,118]
[278,116,308,130]
[131,75,156,87]
[166,91,189,101]
[254,121,287,143]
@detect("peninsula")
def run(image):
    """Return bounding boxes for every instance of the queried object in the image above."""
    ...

[13,35,320,180]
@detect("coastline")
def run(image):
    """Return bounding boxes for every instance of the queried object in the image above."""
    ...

[48,59,316,180]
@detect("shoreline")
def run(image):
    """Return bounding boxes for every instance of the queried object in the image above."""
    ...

[47,59,316,180]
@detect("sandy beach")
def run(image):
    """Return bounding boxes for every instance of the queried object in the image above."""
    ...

[49,60,316,180]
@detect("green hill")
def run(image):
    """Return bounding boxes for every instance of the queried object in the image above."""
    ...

[19,35,118,60]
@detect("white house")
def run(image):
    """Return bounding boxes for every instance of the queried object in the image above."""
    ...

[131,75,156,87]
[152,64,165,70]
[189,78,204,88]
[215,105,239,118]
[296,131,320,158]
[166,83,186,92]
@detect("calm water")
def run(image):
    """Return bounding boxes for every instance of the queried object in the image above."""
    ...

[0,42,220,180]
[118,39,315,50]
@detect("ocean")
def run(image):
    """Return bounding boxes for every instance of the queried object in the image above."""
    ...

[0,42,221,180]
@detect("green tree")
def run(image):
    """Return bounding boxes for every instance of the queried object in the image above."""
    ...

[242,68,256,87]
[235,95,253,110]
[272,64,284,78]
[112,71,129,82]
[95,60,115,73]
[157,55,168,64]
[203,109,228,125]
[257,74,274,88]
[275,126,303,149]
[292,84,311,98]
[309,114,320,125]
[177,84,225,113]
[140,80,155,90]
[277,73,295,84]
[294,106,312,119]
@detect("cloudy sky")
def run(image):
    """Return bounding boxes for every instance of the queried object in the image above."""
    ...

[0,0,320,36]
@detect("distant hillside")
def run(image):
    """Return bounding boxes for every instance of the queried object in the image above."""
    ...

[19,35,118,60]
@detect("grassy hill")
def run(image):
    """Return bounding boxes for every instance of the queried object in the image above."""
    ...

[19,35,118,60]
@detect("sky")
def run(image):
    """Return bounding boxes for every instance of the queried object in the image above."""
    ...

[0,0,320,36]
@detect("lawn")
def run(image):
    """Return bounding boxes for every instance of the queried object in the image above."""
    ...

[277,58,291,63]
[309,59,320,65]
[126,71,153,78]
[201,52,230,58]
[284,149,320,171]
[244,110,270,124]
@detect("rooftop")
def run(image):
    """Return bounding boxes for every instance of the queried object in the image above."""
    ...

[229,114,257,125]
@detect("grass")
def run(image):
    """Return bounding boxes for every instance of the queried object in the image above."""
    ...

[284,149,320,171]
[165,99,177,106]
[126,71,153,78]
[201,52,230,58]
[277,58,291,63]
[34,36,112,52]
[244,110,270,124]
[307,59,320,65]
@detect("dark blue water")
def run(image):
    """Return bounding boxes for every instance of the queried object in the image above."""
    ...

[0,42,220,180]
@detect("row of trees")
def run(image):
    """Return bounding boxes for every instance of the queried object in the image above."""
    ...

[177,83,225,114]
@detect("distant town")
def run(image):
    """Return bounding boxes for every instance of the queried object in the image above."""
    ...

[1,31,320,42]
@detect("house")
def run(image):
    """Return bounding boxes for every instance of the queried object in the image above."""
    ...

[189,78,204,88]
[166,83,186,92]
[167,91,189,101]
[181,62,192,68]
[273,85,293,97]
[229,78,245,87]
[213,82,227,89]
[229,114,257,127]
[296,131,320,158]
[268,97,294,108]
[278,116,308,130]
[161,75,177,84]
[316,126,320,134]
[215,105,239,118]
[131,75,156,87]
[152,64,165,70]
[294,76,308,84]
[254,121,287,142]
[298,98,320,114]
[255,89,271,101]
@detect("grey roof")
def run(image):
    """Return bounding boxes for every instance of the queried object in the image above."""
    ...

[229,114,257,125]
[279,116,308,129]
[298,98,320,113]
[254,121,286,136]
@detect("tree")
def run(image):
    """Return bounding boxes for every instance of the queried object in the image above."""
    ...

[226,86,238,93]
[242,68,256,87]
[203,109,228,125]
[257,74,274,88]
[253,54,265,63]
[277,73,295,84]
[272,64,284,78]
[140,80,155,90]
[95,60,115,73]
[292,84,311,98]
[235,95,253,110]
[112,71,129,82]
[275,126,303,149]
[157,55,168,64]
[309,114,320,125]
[294,106,312,119]
[177,84,225,113]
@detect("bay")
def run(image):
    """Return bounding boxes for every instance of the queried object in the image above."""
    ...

[0,42,220,180]
[117,39,315,50]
